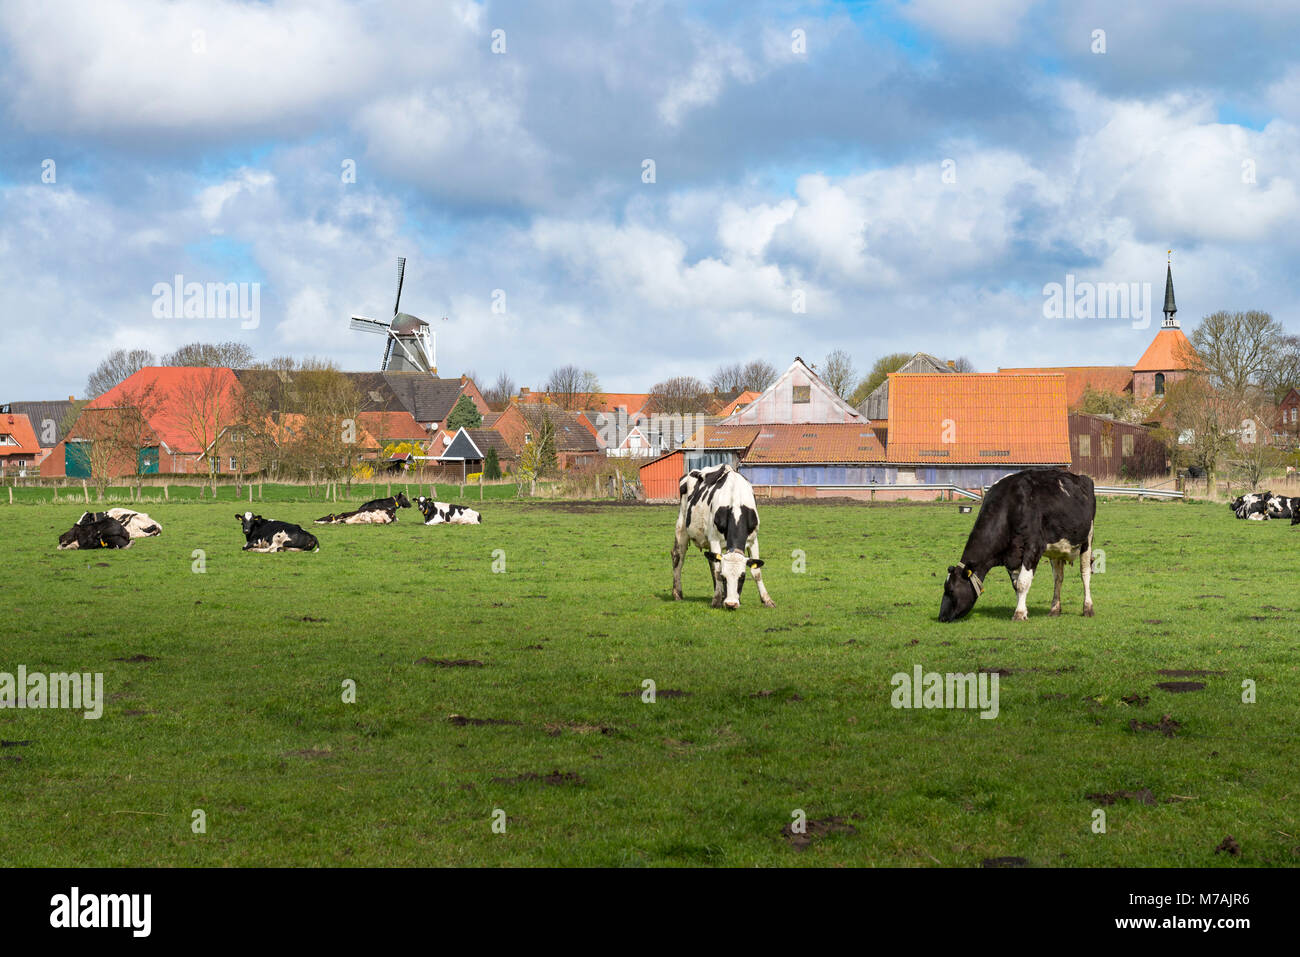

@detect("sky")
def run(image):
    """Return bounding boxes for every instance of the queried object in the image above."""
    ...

[1,0,1298,400]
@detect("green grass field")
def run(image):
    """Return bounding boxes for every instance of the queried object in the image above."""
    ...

[1,493,1296,866]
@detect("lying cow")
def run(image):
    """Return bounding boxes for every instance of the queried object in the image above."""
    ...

[416,496,482,525]
[58,514,132,550]
[74,508,162,539]
[1266,494,1294,521]
[237,512,319,552]
[1230,492,1270,520]
[940,468,1096,622]
[671,463,773,610]
[314,493,410,525]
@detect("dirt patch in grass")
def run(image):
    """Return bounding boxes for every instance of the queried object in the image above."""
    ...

[447,714,522,727]
[1156,669,1225,677]
[981,856,1028,867]
[1156,681,1205,693]
[1,740,33,748]
[111,654,158,663]
[298,616,326,622]
[1215,835,1241,857]
[416,658,484,667]
[781,815,859,850]
[1086,788,1156,806]
[1130,714,1182,737]
[1121,694,1150,707]
[979,667,1014,676]
[544,722,615,736]
[491,770,584,786]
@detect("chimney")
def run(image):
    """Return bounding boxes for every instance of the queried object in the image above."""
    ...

[68,395,74,401]
[520,387,530,395]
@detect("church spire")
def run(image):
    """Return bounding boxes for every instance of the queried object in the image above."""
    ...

[1162,251,1178,328]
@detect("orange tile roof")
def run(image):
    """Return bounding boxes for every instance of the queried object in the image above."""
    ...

[686,425,760,451]
[357,411,428,442]
[744,424,886,463]
[87,367,243,454]
[1134,328,1195,372]
[886,373,1070,465]
[0,412,40,457]
[997,366,1133,408]
[716,390,762,418]
[272,413,380,451]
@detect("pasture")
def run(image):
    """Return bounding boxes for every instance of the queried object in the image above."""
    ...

[0,493,1296,867]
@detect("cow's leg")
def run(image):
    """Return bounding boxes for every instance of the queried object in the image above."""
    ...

[1080,524,1095,617]
[1048,558,1065,616]
[671,523,688,600]
[1011,566,1034,621]
[748,540,775,608]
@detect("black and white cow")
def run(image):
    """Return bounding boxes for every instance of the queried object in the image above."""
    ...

[237,512,319,552]
[1230,492,1270,520]
[939,469,1096,622]
[58,514,133,550]
[671,463,773,610]
[314,493,411,525]
[415,496,482,525]
[1266,494,1294,521]
[74,508,162,538]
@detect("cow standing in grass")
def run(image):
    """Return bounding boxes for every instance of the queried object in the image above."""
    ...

[671,463,773,610]
[939,469,1096,622]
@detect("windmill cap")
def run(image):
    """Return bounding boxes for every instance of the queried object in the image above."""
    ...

[391,313,427,333]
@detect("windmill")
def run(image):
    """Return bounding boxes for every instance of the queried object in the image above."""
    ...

[349,257,438,374]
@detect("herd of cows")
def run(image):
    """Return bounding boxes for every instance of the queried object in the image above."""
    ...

[50,463,1297,619]
[1228,490,1300,522]
[54,493,481,555]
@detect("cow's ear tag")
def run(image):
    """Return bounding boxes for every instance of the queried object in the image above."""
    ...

[964,567,973,579]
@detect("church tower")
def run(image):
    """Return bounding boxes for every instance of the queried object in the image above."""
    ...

[1133,252,1193,399]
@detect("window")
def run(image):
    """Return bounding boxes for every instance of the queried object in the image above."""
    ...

[792,385,811,404]
[229,456,237,471]
[524,432,532,444]
[1122,434,1134,457]
[1154,372,1165,396]
[1078,434,1091,457]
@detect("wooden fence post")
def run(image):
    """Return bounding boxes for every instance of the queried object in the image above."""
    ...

[82,480,89,503]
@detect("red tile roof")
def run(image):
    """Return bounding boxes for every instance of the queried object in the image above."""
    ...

[744,424,886,463]
[357,410,428,442]
[1134,328,1195,372]
[997,365,1133,409]
[0,412,40,457]
[86,367,243,454]
[715,390,762,417]
[886,374,1070,465]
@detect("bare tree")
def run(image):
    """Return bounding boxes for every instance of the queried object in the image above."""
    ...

[1184,310,1284,400]
[1261,334,1300,403]
[740,360,778,392]
[819,350,856,399]
[647,376,709,416]
[709,362,746,394]
[169,368,237,495]
[483,371,517,409]
[952,356,977,373]
[545,365,602,410]
[85,348,156,399]
[161,341,256,368]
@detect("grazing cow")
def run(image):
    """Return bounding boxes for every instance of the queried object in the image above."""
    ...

[671,463,774,610]
[236,512,319,552]
[415,496,482,525]
[939,469,1096,622]
[74,508,162,539]
[58,515,132,550]
[314,493,409,525]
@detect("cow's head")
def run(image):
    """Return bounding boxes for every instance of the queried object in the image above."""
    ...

[416,498,435,520]
[706,549,763,610]
[57,526,80,549]
[236,512,262,536]
[395,493,412,508]
[939,564,981,622]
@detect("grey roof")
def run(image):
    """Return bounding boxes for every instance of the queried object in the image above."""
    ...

[856,353,954,420]
[1163,263,1177,318]
[3,400,75,445]
[381,372,469,424]
[467,428,515,458]
[521,408,601,452]
[439,429,484,461]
